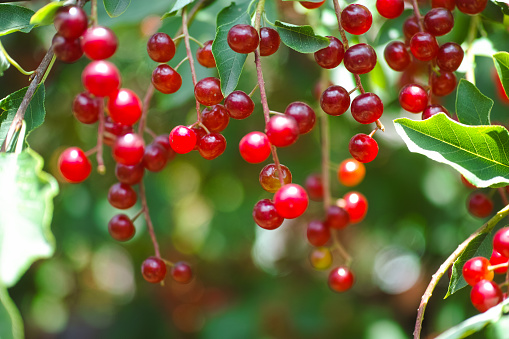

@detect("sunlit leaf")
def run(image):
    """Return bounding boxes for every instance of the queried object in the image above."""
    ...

[275,20,329,53]
[30,1,65,26]
[103,0,131,18]
[161,0,194,18]
[455,80,493,126]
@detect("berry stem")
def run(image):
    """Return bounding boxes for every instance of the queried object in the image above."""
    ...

[410,0,424,31]
[139,181,161,258]
[0,40,34,76]
[488,263,509,271]
[248,83,259,97]
[91,0,98,26]
[413,203,509,339]
[498,187,509,206]
[182,8,202,123]
[96,98,105,174]
[332,231,352,266]
[132,208,144,222]
[174,56,189,71]
[348,86,359,95]
[320,110,332,210]
[145,127,157,139]
[368,128,378,138]
[137,83,155,135]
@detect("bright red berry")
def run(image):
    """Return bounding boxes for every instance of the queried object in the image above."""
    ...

[195,77,223,106]
[58,147,92,183]
[376,0,404,19]
[108,89,142,126]
[171,262,193,284]
[343,191,368,223]
[328,266,354,292]
[350,92,383,124]
[273,184,309,219]
[489,250,509,274]
[493,228,509,258]
[266,115,300,147]
[338,158,365,187]
[113,133,145,166]
[462,256,494,286]
[239,132,271,163]
[108,214,135,241]
[253,199,284,230]
[152,64,182,94]
[349,133,379,163]
[81,26,118,60]
[141,256,167,283]
[82,60,121,97]
[399,84,428,113]
[196,40,216,68]
[227,24,259,54]
[147,32,176,63]
[169,125,197,154]
[470,280,503,312]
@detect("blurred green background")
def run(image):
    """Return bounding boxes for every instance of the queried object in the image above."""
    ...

[2,0,509,337]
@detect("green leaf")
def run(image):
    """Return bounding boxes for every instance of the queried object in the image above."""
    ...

[0,47,9,77]
[103,0,131,18]
[455,79,493,126]
[0,85,46,149]
[275,20,329,53]
[0,284,23,339]
[0,4,35,36]
[161,0,195,18]
[212,1,252,96]
[393,113,509,188]
[493,52,509,100]
[29,1,65,26]
[494,1,509,15]
[436,298,509,339]
[0,149,58,287]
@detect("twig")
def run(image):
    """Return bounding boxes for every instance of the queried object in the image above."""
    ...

[410,0,424,31]
[96,99,105,174]
[139,181,161,258]
[332,231,352,266]
[182,8,202,122]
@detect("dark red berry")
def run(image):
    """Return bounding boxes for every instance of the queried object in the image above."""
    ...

[424,8,454,36]
[410,32,439,62]
[350,92,383,124]
[300,0,325,9]
[239,132,271,163]
[273,184,309,219]
[284,102,316,134]
[433,0,455,10]
[58,147,92,183]
[456,0,488,15]
[171,262,193,284]
[467,192,493,218]
[253,199,284,230]
[305,173,323,201]
[341,4,372,35]
[314,36,345,69]
[343,191,368,224]
[72,92,99,124]
[52,35,83,63]
[384,41,411,72]
[82,60,121,97]
[81,26,118,60]
[493,227,509,258]
[399,84,428,113]
[141,256,167,283]
[147,32,176,63]
[225,91,254,119]
[108,89,142,126]
[227,24,259,54]
[325,205,350,229]
[113,133,145,166]
[196,40,216,68]
[201,105,230,133]
[169,125,197,154]
[376,0,404,19]
[266,115,299,147]
[108,182,137,209]
[320,85,350,116]
[422,104,449,120]
[349,133,379,163]
[115,163,144,185]
[403,15,420,41]
[104,117,133,147]
[152,64,182,94]
[54,6,87,39]
[195,77,223,106]
[437,43,464,72]
[259,27,281,56]
[431,71,457,97]
[198,133,227,160]
[344,43,377,74]
[307,220,330,247]
[108,214,135,241]
[143,143,168,172]
[190,126,207,151]
[328,266,354,292]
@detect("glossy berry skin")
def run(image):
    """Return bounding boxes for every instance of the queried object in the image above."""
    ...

[196,40,216,68]
[300,0,325,9]
[307,220,330,247]
[54,6,87,39]
[328,266,354,292]
[467,192,493,218]
[198,133,227,160]
[201,105,230,133]
[314,36,345,69]
[403,16,420,41]
[433,0,455,10]
[259,163,292,193]
[108,183,137,210]
[493,228,509,258]
[190,126,207,151]
[72,92,99,124]
[410,32,439,62]
[490,250,509,274]
[169,125,197,154]
[284,102,316,134]
[431,71,457,97]
[320,86,350,116]
[437,43,464,72]
[325,205,350,229]
[470,280,503,312]
[142,143,168,172]
[456,0,488,15]
[259,27,281,56]
[338,158,365,187]
[108,89,142,126]
[350,93,383,124]
[349,134,379,163]
[82,61,121,97]
[384,41,411,72]
[195,77,223,106]
[399,84,428,113]
[310,247,333,270]
[422,104,449,120]
[341,4,372,35]
[462,256,494,286]
[81,26,118,60]
[266,115,300,147]
[104,117,133,147]
[113,133,145,165]
[344,44,377,75]
[344,191,368,224]
[115,163,144,185]
[147,32,175,63]
[141,257,167,283]
[108,214,135,241]
[376,0,404,19]
[253,199,284,230]
[171,262,193,284]
[424,8,454,37]
[58,147,92,183]
[153,134,175,159]
[52,35,83,63]
[274,184,309,219]
[239,132,271,163]
[152,64,182,94]
[227,24,259,54]
[305,173,323,201]
[225,91,254,119]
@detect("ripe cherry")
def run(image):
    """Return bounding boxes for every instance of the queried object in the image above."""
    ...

[266,115,300,147]
[58,147,92,183]
[201,105,230,133]
[141,256,167,283]
[432,0,455,10]
[239,132,271,163]
[171,262,193,284]
[325,205,350,229]
[152,64,182,94]
[82,60,121,97]
[143,143,169,172]
[113,133,145,165]
[169,125,197,154]
[54,6,87,39]
[493,227,509,258]
[196,40,216,68]
[195,77,223,106]
[399,84,428,113]
[81,26,118,60]
[108,182,137,209]
[225,90,254,119]
[227,24,259,54]
[437,43,464,72]
[410,32,439,62]
[344,43,377,74]
[108,89,142,126]
[456,0,488,15]
[489,250,509,274]
[259,27,281,56]
[462,256,494,286]
[284,102,316,134]
[198,133,227,160]
[273,184,309,219]
[338,158,365,187]
[343,191,368,223]
[52,35,83,63]
[349,133,379,163]
[376,0,404,19]
[424,8,454,37]
[431,71,457,97]
[467,192,493,218]
[300,0,325,9]
[259,163,292,193]
[310,247,333,270]
[403,15,420,41]
[190,126,207,151]
[384,41,411,72]
[470,280,503,312]
[350,92,383,124]
[115,163,144,185]
[108,214,135,241]
[328,266,354,292]
[341,4,372,35]
[305,173,324,201]
[307,220,330,247]
[320,85,350,116]
[154,134,176,161]
[72,92,99,124]
[253,199,284,230]
[314,36,345,69]
[147,32,176,63]
[422,104,449,120]
[104,117,133,147]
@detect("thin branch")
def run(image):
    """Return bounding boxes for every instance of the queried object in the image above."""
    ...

[331,231,352,266]
[182,8,202,122]
[410,0,424,31]
[139,181,161,258]
[96,99,105,174]
[320,111,331,210]
[91,0,98,26]
[137,84,155,135]
[465,16,480,84]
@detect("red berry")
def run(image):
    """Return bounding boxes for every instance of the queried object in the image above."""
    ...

[338,158,365,187]
[493,227,509,258]
[437,43,464,72]
[320,85,350,116]
[152,64,182,94]
[403,16,420,41]
[273,184,309,219]
[307,220,330,247]
[81,26,118,60]
[456,0,488,15]
[108,214,135,241]
[376,0,404,19]
[190,126,207,151]
[142,143,169,172]
[343,191,368,223]
[201,105,230,133]
[344,43,377,74]
[72,92,99,124]
[399,84,428,113]
[490,250,509,274]
[195,77,223,106]
[422,104,449,120]
[115,163,144,185]
[349,133,379,163]
[341,4,372,35]
[431,71,457,97]
[253,199,284,230]
[82,61,121,97]
[384,41,411,72]
[305,173,324,201]
[141,256,167,283]
[300,0,325,9]
[113,133,145,166]
[424,8,454,37]
[239,131,271,163]
[410,32,439,62]
[314,36,345,69]
[147,32,176,63]
[259,27,281,56]
[108,89,142,126]
[196,40,216,68]
[328,266,354,292]
[169,125,197,154]
[171,262,193,284]
[52,35,83,63]
[108,182,137,209]
[54,6,87,39]
[58,147,92,183]
[225,91,254,119]
[284,102,316,134]
[462,256,494,286]
[325,205,350,229]
[104,117,133,147]
[350,92,383,124]
[266,115,300,147]
[259,163,292,193]
[432,0,455,10]
[467,192,493,218]
[198,133,227,160]
[227,24,259,54]
[470,280,503,312]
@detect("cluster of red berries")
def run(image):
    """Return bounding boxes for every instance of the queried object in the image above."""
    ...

[461,227,509,312]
